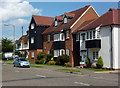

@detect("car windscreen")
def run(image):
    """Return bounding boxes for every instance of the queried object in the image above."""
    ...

[19,58,27,61]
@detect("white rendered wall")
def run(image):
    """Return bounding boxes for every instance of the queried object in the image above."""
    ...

[99,26,111,68]
[112,25,119,69]
[118,26,120,69]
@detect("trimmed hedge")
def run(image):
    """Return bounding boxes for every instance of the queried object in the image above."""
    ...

[56,55,69,65]
[97,56,104,68]
[64,62,72,67]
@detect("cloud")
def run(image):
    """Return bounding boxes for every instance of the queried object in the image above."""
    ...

[0,0,42,21]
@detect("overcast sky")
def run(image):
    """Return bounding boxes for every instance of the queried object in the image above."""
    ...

[1,0,118,41]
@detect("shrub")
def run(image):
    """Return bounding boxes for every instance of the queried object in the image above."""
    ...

[26,58,29,61]
[35,60,40,64]
[97,56,104,68]
[48,60,56,65]
[85,57,91,68]
[64,62,72,67]
[56,55,69,65]
[37,52,45,60]
[39,58,46,64]
[46,54,53,63]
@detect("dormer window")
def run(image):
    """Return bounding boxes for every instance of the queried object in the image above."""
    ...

[64,17,67,24]
[55,20,58,26]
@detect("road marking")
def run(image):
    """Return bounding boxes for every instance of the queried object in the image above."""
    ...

[74,82,90,86]
[36,75,46,78]
[15,71,19,72]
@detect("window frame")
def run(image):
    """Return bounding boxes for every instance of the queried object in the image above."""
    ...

[31,37,34,44]
[66,31,70,39]
[66,48,70,56]
[48,35,50,42]
[32,51,34,58]
[31,23,35,29]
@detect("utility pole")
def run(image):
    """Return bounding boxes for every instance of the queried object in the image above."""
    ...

[13,25,15,59]
[22,25,23,58]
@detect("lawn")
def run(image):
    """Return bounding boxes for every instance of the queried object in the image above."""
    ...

[30,65,44,68]
[30,63,63,67]
[80,68,113,72]
[2,59,14,62]
[57,69,80,72]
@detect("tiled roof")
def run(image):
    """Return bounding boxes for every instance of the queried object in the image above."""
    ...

[42,5,91,34]
[16,35,29,45]
[32,15,54,26]
[77,8,120,31]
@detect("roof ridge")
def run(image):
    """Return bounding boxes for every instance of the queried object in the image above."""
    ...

[32,15,54,18]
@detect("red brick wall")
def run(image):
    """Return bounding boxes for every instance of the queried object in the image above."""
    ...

[43,34,54,54]
[29,49,43,63]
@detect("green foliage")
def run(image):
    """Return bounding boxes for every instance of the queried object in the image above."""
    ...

[2,38,13,53]
[85,57,91,68]
[37,52,45,60]
[97,56,104,68]
[39,58,46,64]
[64,62,72,67]
[26,58,29,61]
[56,55,69,65]
[48,60,56,65]
[46,54,53,63]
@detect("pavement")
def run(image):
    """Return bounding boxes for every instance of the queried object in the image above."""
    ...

[1,63,119,87]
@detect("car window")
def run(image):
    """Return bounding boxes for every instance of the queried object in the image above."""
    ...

[19,58,27,61]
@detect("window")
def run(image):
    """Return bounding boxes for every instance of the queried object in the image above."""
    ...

[60,49,65,56]
[32,51,34,58]
[54,34,60,41]
[31,37,34,44]
[60,33,65,41]
[48,35,50,42]
[97,30,100,38]
[87,32,89,39]
[64,18,67,24]
[90,31,92,39]
[93,51,99,60]
[54,50,60,57]
[66,48,69,56]
[55,21,58,26]
[31,24,34,29]
[66,31,69,39]
[48,50,50,54]
[93,31,96,39]
[76,33,79,41]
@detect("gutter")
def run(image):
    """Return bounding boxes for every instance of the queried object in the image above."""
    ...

[110,25,113,69]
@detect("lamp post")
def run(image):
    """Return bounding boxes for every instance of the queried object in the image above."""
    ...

[4,24,15,59]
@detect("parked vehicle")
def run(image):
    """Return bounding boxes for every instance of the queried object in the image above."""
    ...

[13,58,30,68]
[3,52,14,60]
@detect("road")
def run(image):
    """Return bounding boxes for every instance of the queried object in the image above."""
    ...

[2,63,119,87]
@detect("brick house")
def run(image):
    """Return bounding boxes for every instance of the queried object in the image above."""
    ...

[42,5,99,67]
[16,30,29,58]
[28,15,54,63]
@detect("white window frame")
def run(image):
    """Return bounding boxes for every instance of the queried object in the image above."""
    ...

[32,51,34,58]
[48,35,50,42]
[66,48,70,56]
[66,31,70,39]
[54,50,60,57]
[64,17,67,24]
[48,50,50,54]
[60,49,65,56]
[31,37,34,44]
[55,21,58,26]
[76,33,79,41]
[93,51,99,61]
[31,23,34,29]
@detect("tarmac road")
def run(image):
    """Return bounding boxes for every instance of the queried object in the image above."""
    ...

[2,63,119,87]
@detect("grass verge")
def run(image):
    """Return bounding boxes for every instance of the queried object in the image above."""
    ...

[57,69,80,72]
[80,68,113,72]
[30,63,63,67]
[30,65,44,68]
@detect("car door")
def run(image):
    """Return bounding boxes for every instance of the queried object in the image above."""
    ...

[16,58,20,66]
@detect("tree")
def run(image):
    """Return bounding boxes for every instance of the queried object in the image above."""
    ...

[2,38,13,53]
[85,57,91,68]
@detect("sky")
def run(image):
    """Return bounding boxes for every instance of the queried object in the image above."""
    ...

[1,0,118,41]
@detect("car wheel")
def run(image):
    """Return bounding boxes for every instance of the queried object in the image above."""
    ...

[13,64,15,67]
